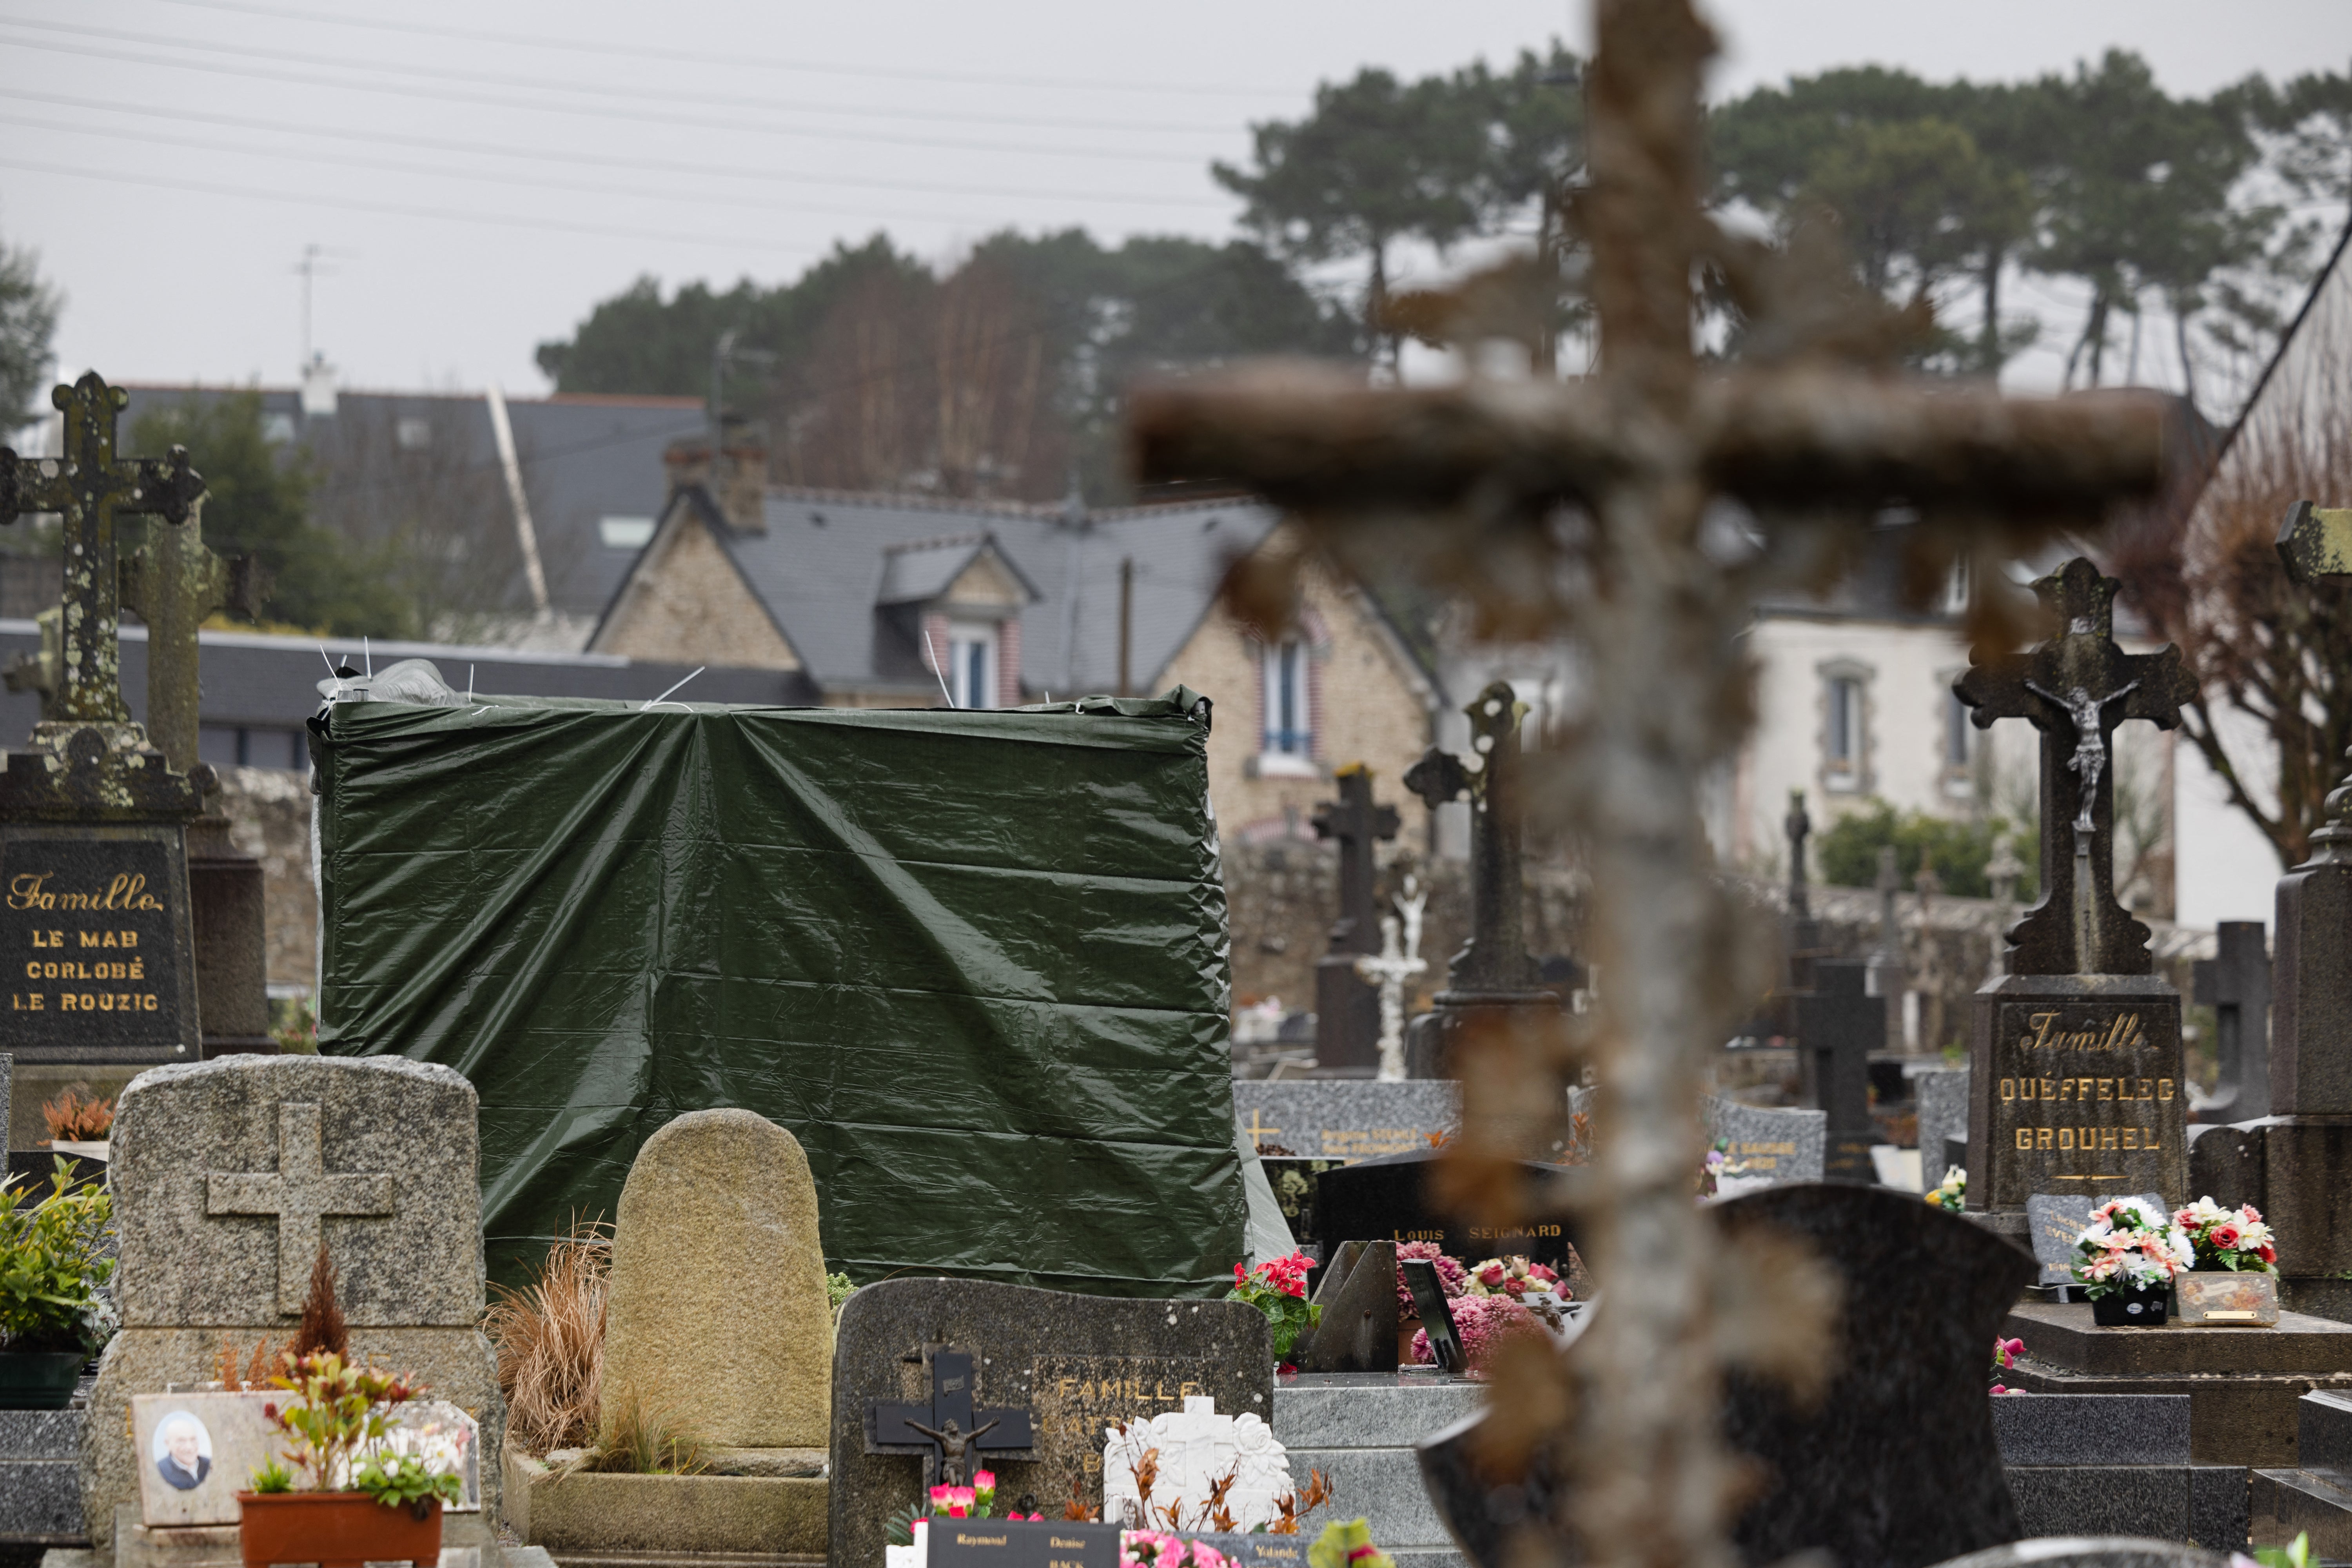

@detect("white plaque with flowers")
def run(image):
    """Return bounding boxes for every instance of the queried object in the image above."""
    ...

[1100,1396,1293,1532]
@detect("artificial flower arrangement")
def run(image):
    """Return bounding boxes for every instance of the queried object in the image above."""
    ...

[886,1468,1047,1543]
[1392,1243,1466,1323]
[1925,1167,1966,1214]
[2070,1199,2194,1297]
[238,1350,463,1568]
[1988,1336,2024,1395]
[2174,1198,2276,1272]
[1122,1517,1386,1568]
[1409,1295,1543,1376]
[1463,1256,1562,1302]
[1696,1139,1751,1199]
[1228,1253,1319,1361]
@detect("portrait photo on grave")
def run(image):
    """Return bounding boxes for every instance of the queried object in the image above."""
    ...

[132,1392,279,1528]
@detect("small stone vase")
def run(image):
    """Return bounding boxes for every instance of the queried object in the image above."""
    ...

[2089,1283,2171,1327]
[2174,1269,2280,1326]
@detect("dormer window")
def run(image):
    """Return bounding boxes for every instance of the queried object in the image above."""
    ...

[949,622,996,710]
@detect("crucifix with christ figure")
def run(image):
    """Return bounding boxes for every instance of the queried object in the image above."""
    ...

[1955,558,2194,977]
[867,1348,1034,1491]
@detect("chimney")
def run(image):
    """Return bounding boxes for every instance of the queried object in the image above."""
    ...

[662,431,768,536]
[299,352,338,420]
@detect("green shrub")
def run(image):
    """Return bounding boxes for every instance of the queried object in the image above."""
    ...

[1816,798,2039,903]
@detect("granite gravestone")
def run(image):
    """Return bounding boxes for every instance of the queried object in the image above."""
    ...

[1957,560,2195,1235]
[2024,1191,2166,1288]
[1421,1185,2036,1568]
[1311,765,1399,1074]
[1401,683,1562,1080]
[1914,1065,1970,1192]
[1313,1148,1579,1272]
[828,1279,1271,1568]
[0,372,209,1068]
[1798,960,1880,1183]
[1232,1080,1459,1163]
[2191,922,2271,1123]
[1292,1240,1398,1374]
[1700,1095,1826,1185]
[78,1055,505,1559]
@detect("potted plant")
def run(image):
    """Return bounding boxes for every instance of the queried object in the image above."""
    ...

[236,1350,461,1568]
[2069,1198,2194,1327]
[1227,1253,1319,1364]
[2172,1198,2280,1325]
[0,1161,117,1408]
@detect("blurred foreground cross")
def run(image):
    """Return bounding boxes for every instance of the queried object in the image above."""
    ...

[1129,4,2166,1567]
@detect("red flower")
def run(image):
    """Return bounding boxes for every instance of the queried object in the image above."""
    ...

[2212,1223,2241,1249]
[2261,1243,2278,1263]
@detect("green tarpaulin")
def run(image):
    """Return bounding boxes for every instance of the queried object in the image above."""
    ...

[312,690,1243,1297]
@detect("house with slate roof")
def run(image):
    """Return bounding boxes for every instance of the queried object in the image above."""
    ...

[88,373,710,646]
[590,457,1444,842]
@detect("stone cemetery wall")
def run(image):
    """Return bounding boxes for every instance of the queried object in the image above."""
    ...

[215,764,316,995]
[1223,839,1586,1016]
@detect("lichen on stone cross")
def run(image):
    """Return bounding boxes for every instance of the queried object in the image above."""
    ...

[0,372,203,726]
[204,1101,395,1314]
[1123,4,2169,1564]
[122,510,264,774]
[1954,558,2196,977]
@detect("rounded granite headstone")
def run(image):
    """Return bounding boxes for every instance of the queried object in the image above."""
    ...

[601,1109,832,1450]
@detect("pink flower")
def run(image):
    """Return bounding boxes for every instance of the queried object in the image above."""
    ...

[949,1503,969,1518]
[1474,1261,1508,1289]
[1526,1263,1559,1285]
[1989,1384,2008,1395]
[949,1487,976,1510]
[2001,1338,2024,1360]
[930,1485,955,1507]
[972,1470,996,1492]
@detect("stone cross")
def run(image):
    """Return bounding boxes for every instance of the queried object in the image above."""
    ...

[120,512,267,774]
[0,373,203,725]
[1311,764,1400,1070]
[1985,833,2024,982]
[2270,500,2352,1113]
[1354,888,1428,1083]
[1406,682,1541,994]
[1798,961,1881,1183]
[868,1347,1035,1490]
[2192,920,2273,1122]
[1956,559,2196,976]
[1784,789,1812,922]
[205,1101,396,1312]
[1126,2,2164,1555]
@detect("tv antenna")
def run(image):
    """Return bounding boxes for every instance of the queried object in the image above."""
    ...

[292,243,359,367]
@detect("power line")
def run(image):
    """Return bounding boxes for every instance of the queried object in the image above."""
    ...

[5,88,1232,211]
[0,27,1224,165]
[140,0,1303,101]
[0,155,824,256]
[0,111,1219,229]
[0,14,1250,137]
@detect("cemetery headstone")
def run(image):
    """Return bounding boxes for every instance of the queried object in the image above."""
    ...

[2191,921,2272,1122]
[829,1278,1272,1568]
[1291,1240,1398,1373]
[600,1108,831,1454]
[78,1054,505,1559]
[1398,1259,1466,1374]
[1958,559,2196,1236]
[1914,1065,1970,1191]
[1700,1094,1826,1185]
[2024,1191,2166,1287]
[1797,960,1880,1183]
[1421,1185,2035,1568]
[0,373,210,1068]
[1311,765,1399,1074]
[1401,683,1561,1079]
[1312,1148,1580,1272]
[1232,1079,1458,1163]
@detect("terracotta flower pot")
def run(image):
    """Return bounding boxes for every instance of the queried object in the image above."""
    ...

[236,1491,442,1568]
[0,1350,87,1410]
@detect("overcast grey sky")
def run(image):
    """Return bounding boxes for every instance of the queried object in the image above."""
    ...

[4,0,2348,399]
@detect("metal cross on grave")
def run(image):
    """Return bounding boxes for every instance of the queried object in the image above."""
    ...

[1405,682,1541,996]
[206,1101,396,1314]
[1955,559,2196,977]
[867,1347,1035,1490]
[0,373,204,726]
[1127,3,2169,1558]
